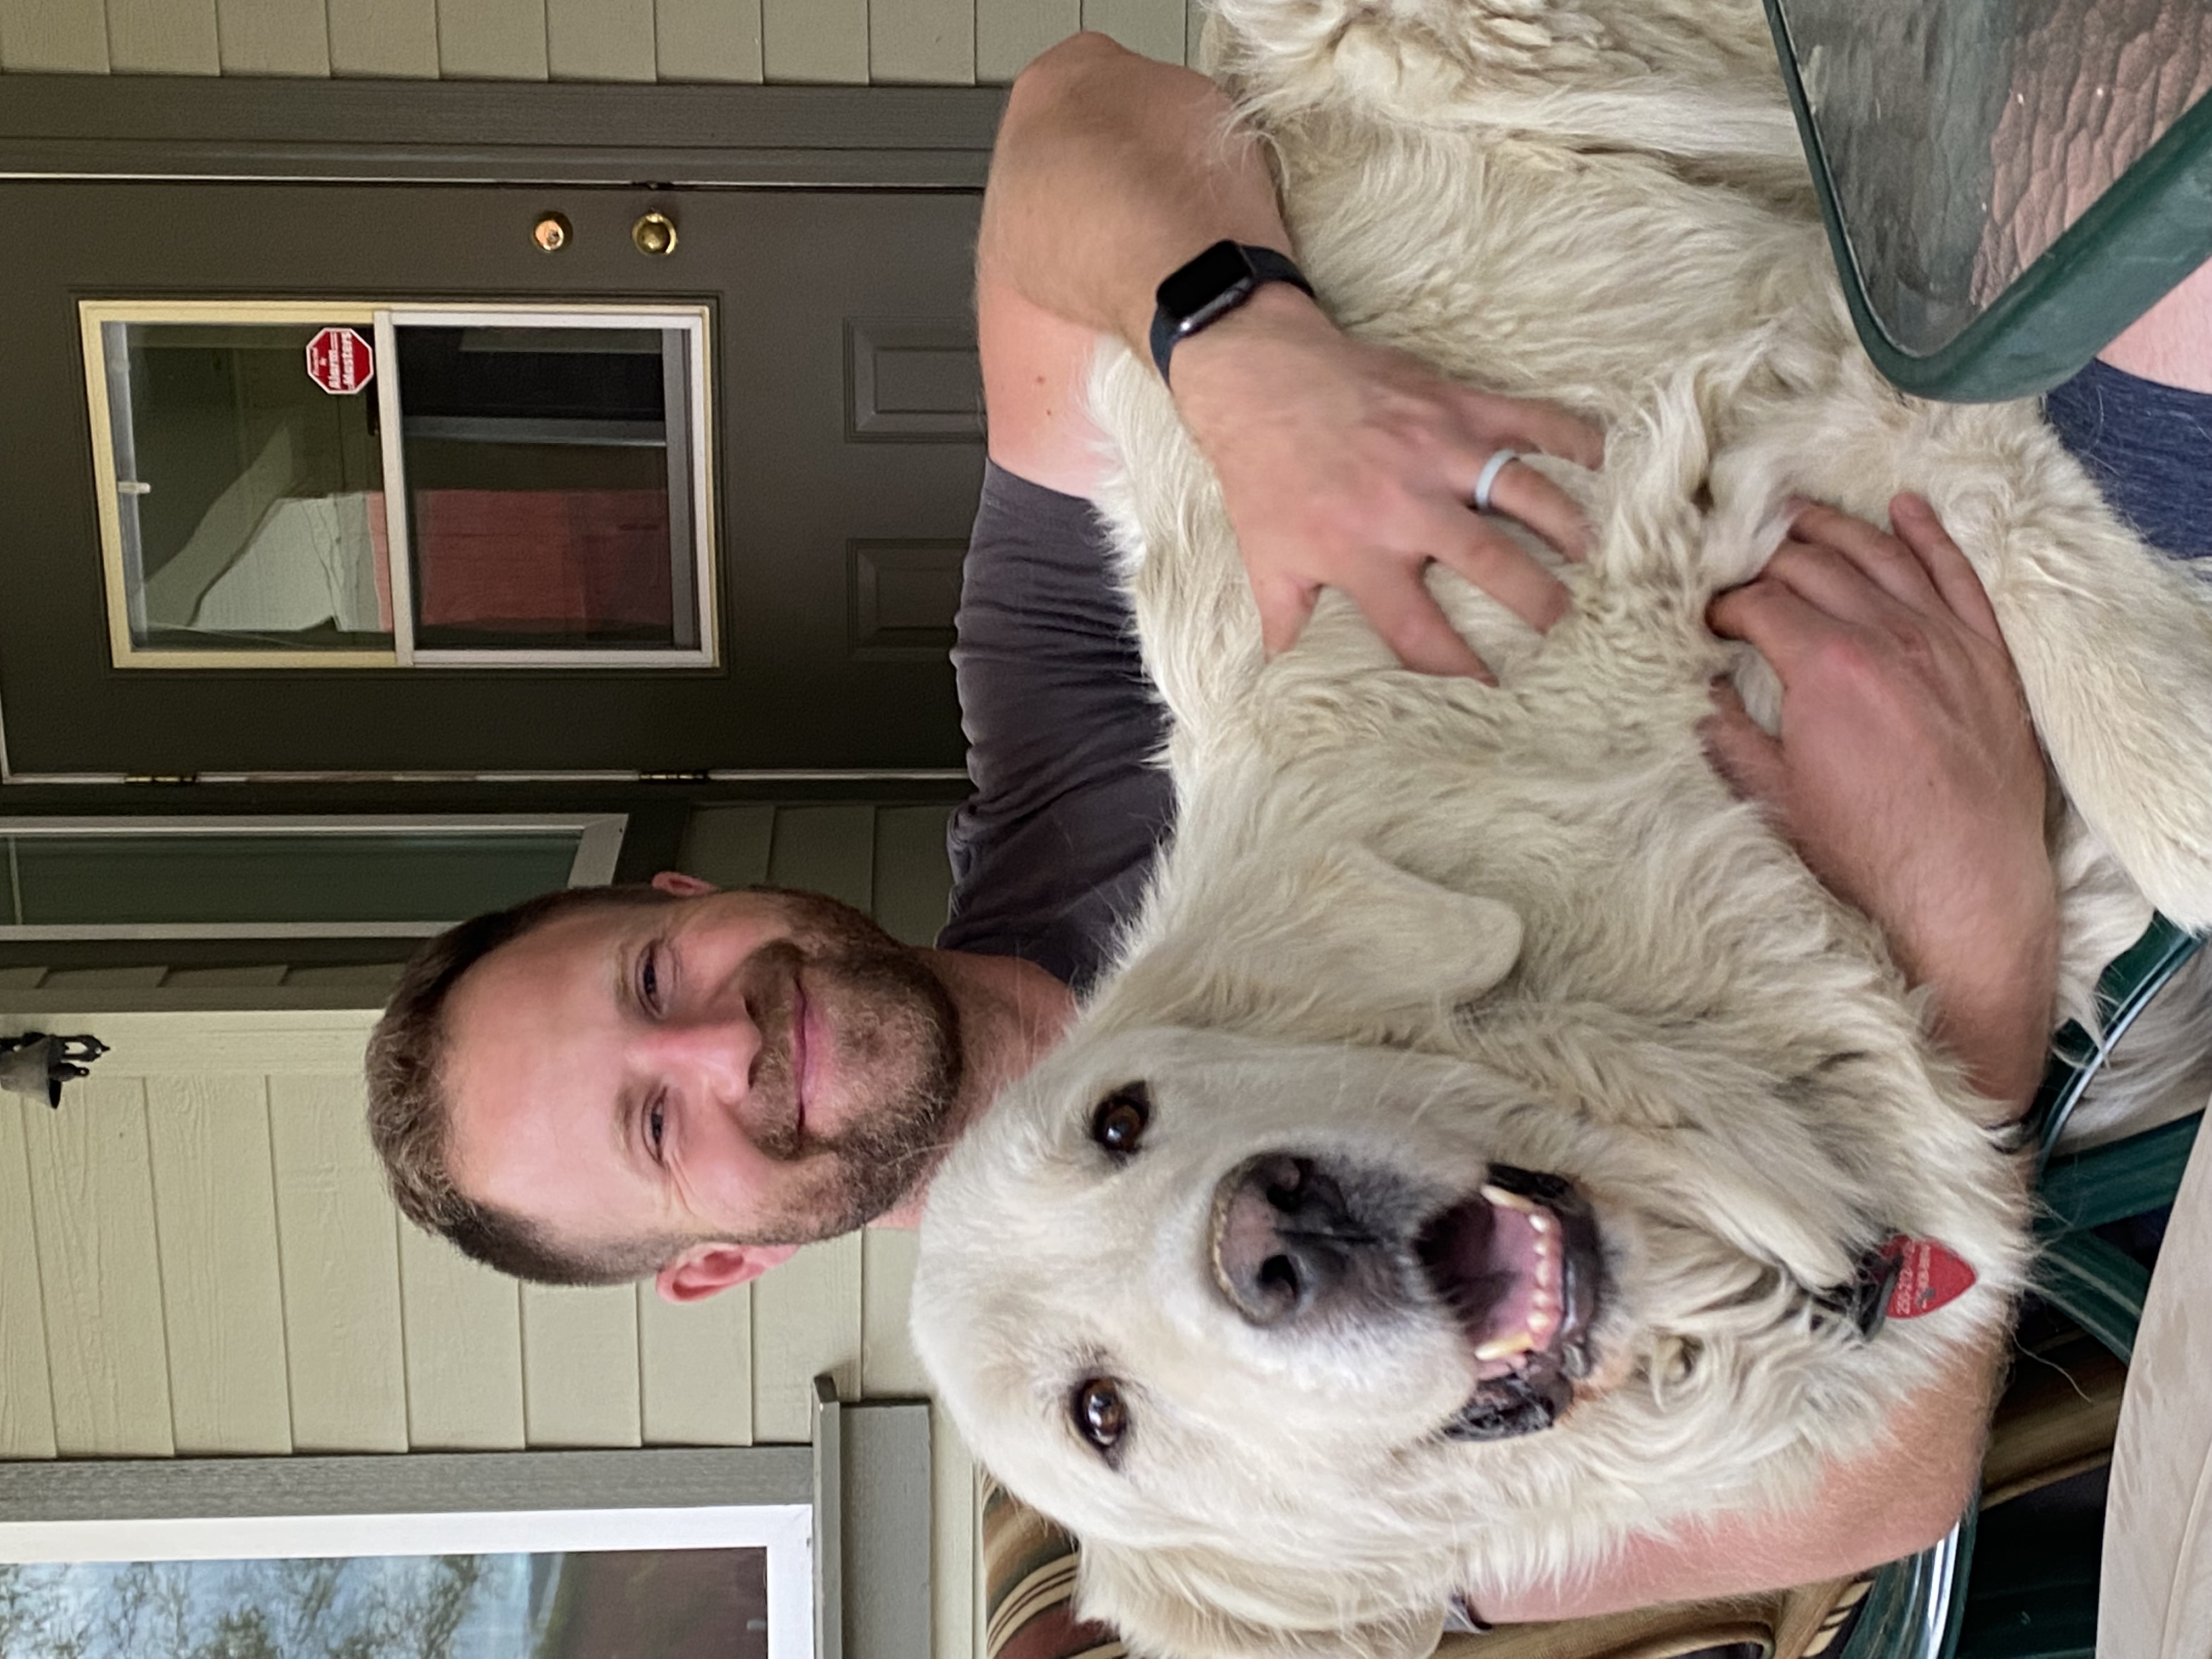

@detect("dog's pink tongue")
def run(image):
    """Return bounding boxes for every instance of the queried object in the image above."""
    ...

[1424,1195,1548,1380]
[1468,1203,1545,1378]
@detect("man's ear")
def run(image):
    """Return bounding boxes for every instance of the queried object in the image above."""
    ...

[655,1242,797,1303]
[652,870,717,898]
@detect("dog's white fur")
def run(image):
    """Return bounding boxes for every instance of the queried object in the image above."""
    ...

[912,3,2212,1655]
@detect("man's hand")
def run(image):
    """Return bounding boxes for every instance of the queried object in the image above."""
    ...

[1704,494,2057,1114]
[1173,286,1605,678]
[979,34,1601,680]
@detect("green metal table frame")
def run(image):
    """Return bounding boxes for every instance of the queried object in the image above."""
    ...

[1762,2,2212,403]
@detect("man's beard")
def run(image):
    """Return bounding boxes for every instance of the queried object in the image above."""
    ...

[737,886,964,1243]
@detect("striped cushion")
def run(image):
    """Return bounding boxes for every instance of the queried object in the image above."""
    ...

[981,1477,1126,1659]
[980,1474,1875,1659]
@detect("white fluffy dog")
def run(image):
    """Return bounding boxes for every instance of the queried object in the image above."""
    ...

[911,2,2212,1655]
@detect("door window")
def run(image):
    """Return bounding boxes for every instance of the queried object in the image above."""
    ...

[82,302,715,670]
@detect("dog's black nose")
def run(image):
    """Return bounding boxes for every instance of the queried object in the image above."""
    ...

[1210,1154,1364,1326]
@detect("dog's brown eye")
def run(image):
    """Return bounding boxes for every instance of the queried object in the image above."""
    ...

[1073,1378,1128,1452]
[1091,1084,1151,1156]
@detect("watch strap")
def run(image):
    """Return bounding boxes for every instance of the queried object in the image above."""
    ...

[1148,241,1316,383]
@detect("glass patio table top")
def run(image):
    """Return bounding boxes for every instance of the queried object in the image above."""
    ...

[1764,0,2212,402]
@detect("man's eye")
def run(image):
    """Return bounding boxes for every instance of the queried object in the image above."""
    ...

[646,1101,667,1160]
[639,947,663,1013]
[1091,1084,1151,1157]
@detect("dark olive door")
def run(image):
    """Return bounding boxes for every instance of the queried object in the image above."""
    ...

[0,182,984,777]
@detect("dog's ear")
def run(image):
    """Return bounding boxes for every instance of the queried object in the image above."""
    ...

[1113,842,1524,1046]
[1238,844,1522,1028]
[1077,1535,1447,1659]
[1312,845,1523,1006]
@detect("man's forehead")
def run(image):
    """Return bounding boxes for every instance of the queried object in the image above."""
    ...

[493,901,640,975]
[444,904,646,1058]
[439,909,641,1189]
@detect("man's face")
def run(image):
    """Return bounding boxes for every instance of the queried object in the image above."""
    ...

[442,885,961,1276]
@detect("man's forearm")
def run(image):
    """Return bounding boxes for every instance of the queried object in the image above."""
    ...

[1485,1324,2003,1621]
[981,33,1290,351]
[1486,1003,2035,1622]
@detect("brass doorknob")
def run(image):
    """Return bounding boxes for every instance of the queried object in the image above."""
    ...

[632,211,678,257]
[533,212,572,252]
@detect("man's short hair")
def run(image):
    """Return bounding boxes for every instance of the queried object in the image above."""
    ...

[365,882,684,1286]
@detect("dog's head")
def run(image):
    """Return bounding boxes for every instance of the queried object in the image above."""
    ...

[911,1020,1687,1657]
[910,848,2005,1657]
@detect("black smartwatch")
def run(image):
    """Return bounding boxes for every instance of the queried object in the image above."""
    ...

[1148,240,1316,383]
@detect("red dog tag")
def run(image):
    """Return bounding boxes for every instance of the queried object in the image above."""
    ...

[1877,1235,1977,1319]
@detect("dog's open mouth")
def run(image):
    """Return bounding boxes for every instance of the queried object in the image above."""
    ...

[1415,1165,1605,1441]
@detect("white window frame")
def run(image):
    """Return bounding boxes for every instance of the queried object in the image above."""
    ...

[0,1449,815,1659]
[0,812,625,941]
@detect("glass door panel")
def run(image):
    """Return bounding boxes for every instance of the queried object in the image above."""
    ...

[88,307,392,666]
[386,312,709,664]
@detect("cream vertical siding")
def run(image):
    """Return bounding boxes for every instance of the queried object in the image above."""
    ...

[0,1021,947,1452]
[0,801,975,1655]
[0,0,1200,78]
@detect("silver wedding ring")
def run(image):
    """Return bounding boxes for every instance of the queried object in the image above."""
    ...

[1471,448,1519,515]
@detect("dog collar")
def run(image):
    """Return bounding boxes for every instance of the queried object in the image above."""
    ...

[1822,1235,1978,1339]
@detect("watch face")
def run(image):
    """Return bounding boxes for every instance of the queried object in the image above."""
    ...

[1156,240,1259,328]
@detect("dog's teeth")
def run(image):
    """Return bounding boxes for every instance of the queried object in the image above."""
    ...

[1481,1184,1537,1214]
[1529,1306,1557,1342]
[1528,1210,1557,1237]
[1475,1330,1537,1361]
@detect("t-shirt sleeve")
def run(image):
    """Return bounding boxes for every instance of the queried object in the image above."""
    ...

[2043,357,2212,561]
[936,462,1175,993]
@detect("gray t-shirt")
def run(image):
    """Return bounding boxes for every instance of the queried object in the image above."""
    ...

[938,462,1173,992]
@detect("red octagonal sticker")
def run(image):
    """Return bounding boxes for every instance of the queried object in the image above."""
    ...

[306,326,375,396]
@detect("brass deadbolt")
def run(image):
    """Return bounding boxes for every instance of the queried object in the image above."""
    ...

[533,212,572,252]
[633,211,678,257]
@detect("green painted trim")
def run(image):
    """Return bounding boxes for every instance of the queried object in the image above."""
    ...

[1838,1508,1976,1659]
[0,74,1008,189]
[2034,1231,2149,1365]
[2038,1112,2201,1234]
[612,802,691,884]
[838,1401,933,1659]
[1763,3,2212,403]
[2029,916,2207,1168]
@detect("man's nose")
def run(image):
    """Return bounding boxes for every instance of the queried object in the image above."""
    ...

[640,1012,762,1098]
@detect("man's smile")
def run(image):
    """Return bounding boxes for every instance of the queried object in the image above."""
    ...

[792,970,815,1137]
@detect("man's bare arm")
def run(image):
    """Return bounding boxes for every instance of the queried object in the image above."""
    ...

[1488,1329,2002,1620]
[979,34,1603,676]
[1490,498,2050,1620]
[978,35,1284,495]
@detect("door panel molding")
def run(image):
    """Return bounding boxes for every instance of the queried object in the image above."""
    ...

[0,75,1007,188]
[844,319,984,441]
